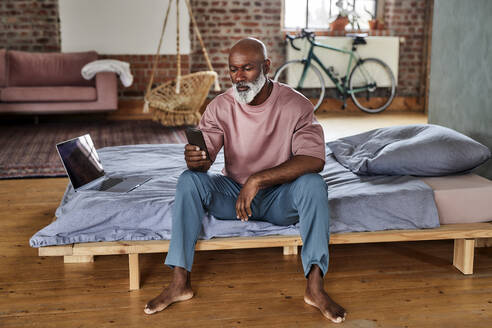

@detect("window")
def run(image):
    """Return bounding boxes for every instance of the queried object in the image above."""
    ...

[283,0,377,31]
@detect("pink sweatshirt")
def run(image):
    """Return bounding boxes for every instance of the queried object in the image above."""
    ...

[198,81,325,184]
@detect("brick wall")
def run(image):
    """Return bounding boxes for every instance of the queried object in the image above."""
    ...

[99,54,190,98]
[384,0,427,97]
[0,0,60,52]
[190,0,428,98]
[189,0,284,91]
[0,0,429,99]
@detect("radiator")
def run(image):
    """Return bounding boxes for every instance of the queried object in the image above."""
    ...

[285,36,399,87]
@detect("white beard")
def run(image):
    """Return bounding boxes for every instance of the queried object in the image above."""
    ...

[233,70,267,104]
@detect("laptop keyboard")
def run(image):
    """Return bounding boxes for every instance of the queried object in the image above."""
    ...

[96,178,124,191]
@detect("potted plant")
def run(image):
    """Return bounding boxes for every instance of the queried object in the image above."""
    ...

[376,18,385,30]
[330,15,350,31]
[330,0,362,31]
[365,7,384,30]
[330,0,350,31]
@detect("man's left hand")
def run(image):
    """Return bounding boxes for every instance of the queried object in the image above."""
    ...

[236,176,260,221]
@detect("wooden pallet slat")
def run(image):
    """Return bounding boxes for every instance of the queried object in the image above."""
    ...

[38,244,73,256]
[38,223,492,257]
[36,222,492,289]
[64,255,94,263]
[330,222,492,244]
[129,254,140,290]
[453,238,475,275]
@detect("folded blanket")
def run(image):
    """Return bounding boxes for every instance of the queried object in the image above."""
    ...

[82,59,133,87]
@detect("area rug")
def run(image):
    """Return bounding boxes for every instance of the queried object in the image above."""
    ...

[0,120,187,179]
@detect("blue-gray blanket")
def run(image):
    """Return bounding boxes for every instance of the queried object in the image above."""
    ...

[30,144,439,247]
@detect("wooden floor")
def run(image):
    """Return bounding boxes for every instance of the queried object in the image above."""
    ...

[1,110,492,327]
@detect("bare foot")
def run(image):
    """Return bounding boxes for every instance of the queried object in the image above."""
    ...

[305,265,346,323]
[304,288,346,323]
[144,267,194,315]
[144,285,193,314]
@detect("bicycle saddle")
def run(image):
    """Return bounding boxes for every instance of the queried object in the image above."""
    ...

[352,37,367,45]
[346,33,368,38]
[345,33,367,46]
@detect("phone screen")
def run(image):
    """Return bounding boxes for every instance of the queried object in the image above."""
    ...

[185,128,210,160]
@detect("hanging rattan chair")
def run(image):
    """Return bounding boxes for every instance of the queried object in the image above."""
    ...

[143,0,220,126]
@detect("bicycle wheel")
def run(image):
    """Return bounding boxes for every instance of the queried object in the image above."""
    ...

[273,60,325,112]
[348,58,396,113]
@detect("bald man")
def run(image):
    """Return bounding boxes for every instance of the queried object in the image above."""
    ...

[144,38,347,323]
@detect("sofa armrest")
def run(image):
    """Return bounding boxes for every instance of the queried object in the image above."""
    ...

[95,72,118,111]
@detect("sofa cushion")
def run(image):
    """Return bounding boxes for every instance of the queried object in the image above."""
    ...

[0,49,6,87]
[1,86,97,102]
[8,50,98,87]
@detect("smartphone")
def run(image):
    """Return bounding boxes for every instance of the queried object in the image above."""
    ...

[185,128,210,160]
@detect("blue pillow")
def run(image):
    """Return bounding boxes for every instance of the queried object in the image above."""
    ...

[327,124,491,176]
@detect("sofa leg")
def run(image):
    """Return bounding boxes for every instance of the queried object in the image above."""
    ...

[64,255,94,263]
[34,115,39,124]
[283,246,298,255]
[453,239,475,275]
[129,253,140,290]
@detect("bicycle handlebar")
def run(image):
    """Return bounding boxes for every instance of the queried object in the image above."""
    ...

[285,34,301,51]
[285,28,316,51]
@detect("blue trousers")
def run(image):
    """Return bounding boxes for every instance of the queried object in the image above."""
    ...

[165,170,331,277]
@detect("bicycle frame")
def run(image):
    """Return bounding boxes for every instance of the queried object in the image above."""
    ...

[296,38,371,95]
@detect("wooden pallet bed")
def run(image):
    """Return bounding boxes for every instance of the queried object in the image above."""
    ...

[38,222,492,290]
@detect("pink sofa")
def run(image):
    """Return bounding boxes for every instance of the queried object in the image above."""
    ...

[0,49,117,114]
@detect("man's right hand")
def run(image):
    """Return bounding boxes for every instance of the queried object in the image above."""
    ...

[184,144,212,172]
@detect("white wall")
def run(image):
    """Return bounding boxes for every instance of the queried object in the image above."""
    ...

[286,37,399,87]
[59,0,190,54]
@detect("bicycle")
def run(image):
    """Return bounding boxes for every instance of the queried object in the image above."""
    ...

[273,29,396,113]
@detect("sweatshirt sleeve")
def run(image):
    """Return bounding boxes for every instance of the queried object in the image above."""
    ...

[291,104,326,162]
[197,101,224,162]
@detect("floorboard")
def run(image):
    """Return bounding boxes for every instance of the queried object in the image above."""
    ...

[2,112,492,327]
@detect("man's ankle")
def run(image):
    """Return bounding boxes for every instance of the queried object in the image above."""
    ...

[306,265,324,290]
[307,265,323,279]
[172,267,190,285]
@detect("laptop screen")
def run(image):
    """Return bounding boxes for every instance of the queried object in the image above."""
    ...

[56,134,105,189]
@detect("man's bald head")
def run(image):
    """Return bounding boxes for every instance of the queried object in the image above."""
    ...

[229,38,268,62]
[228,37,272,105]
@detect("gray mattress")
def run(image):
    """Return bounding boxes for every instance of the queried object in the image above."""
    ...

[30,144,440,247]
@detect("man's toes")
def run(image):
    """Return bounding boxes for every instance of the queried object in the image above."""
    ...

[332,316,343,324]
[321,307,346,323]
[144,304,157,315]
[144,298,166,315]
[334,309,346,321]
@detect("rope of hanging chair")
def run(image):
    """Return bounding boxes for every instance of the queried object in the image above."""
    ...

[184,0,220,91]
[143,0,221,114]
[175,0,181,94]
[144,0,172,101]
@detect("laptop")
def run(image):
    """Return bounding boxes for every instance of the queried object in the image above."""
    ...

[56,134,151,192]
